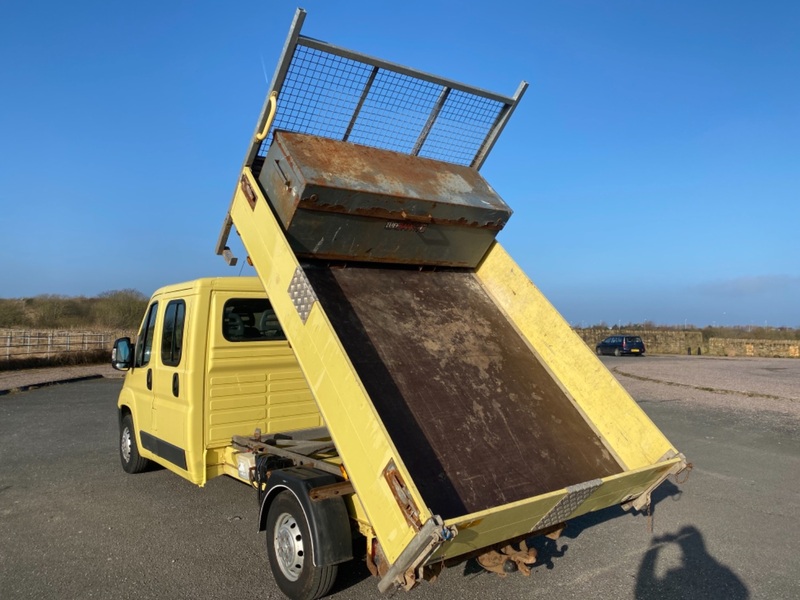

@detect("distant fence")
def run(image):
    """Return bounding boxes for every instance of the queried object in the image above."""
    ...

[0,329,133,362]
[3,327,798,363]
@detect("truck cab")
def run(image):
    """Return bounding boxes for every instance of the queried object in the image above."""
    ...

[113,277,321,484]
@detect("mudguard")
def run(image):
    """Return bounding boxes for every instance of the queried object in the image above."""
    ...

[258,467,352,566]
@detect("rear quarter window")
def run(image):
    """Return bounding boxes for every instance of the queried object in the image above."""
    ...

[222,298,286,342]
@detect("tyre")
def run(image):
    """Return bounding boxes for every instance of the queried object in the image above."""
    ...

[120,413,150,474]
[266,490,337,600]
[614,348,621,357]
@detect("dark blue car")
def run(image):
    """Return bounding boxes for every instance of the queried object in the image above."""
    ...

[596,335,646,356]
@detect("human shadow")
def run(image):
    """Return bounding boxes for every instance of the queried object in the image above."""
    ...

[634,525,749,599]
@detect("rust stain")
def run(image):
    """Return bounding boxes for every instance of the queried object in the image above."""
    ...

[273,131,504,207]
[383,459,423,531]
[295,198,505,230]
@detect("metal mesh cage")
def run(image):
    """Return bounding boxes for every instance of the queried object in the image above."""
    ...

[217,7,526,261]
[257,41,507,167]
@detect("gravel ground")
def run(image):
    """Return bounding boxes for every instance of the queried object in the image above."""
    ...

[602,354,800,425]
[3,355,799,422]
[0,363,122,394]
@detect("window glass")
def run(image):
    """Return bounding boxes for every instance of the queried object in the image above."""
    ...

[162,300,186,367]
[135,302,158,367]
[222,298,286,342]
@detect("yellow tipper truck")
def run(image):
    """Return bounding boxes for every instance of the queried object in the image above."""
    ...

[112,9,689,600]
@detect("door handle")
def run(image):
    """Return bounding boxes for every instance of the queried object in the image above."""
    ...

[146,369,152,391]
[172,373,179,398]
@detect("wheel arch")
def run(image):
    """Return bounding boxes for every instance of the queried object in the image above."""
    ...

[116,393,152,464]
[116,385,138,425]
[259,467,353,567]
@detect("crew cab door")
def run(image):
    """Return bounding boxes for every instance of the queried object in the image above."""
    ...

[150,297,191,471]
[127,301,158,441]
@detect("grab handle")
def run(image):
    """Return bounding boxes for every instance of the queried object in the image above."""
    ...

[255,91,278,141]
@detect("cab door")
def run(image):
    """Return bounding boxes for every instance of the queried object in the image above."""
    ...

[150,297,190,471]
[126,301,158,443]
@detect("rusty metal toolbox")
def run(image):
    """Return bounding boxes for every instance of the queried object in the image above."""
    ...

[257,131,512,267]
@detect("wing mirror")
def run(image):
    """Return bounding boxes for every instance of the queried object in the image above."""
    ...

[111,337,134,371]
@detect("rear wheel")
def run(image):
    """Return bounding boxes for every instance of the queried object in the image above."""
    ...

[120,413,149,474]
[266,491,337,600]
[614,348,621,357]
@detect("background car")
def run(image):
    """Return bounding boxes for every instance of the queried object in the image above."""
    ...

[596,335,646,356]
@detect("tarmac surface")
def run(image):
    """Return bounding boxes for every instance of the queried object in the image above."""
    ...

[1,355,798,599]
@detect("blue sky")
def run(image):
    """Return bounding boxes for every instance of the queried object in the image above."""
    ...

[1,1,797,327]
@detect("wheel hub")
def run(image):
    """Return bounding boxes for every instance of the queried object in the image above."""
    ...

[121,426,132,462]
[274,512,304,581]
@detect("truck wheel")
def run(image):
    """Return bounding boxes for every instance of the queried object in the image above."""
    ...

[120,413,149,474]
[266,490,337,600]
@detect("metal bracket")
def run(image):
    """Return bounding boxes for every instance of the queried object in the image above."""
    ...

[625,450,689,512]
[377,515,456,594]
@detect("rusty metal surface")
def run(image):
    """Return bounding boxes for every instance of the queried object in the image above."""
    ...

[258,132,511,267]
[306,266,622,520]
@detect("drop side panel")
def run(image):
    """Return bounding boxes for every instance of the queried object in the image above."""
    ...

[475,242,678,468]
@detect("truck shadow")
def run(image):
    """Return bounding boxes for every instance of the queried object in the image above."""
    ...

[332,558,373,595]
[462,479,688,576]
[526,479,687,570]
[464,482,749,599]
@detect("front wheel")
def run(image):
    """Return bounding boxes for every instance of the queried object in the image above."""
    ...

[120,413,149,474]
[266,491,337,600]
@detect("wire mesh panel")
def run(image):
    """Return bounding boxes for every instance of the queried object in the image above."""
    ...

[346,69,445,156]
[418,88,504,164]
[256,39,510,168]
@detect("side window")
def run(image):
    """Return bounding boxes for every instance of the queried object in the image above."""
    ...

[222,298,286,342]
[161,299,186,367]
[135,302,158,368]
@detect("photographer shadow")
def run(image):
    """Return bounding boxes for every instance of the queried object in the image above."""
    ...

[634,525,749,599]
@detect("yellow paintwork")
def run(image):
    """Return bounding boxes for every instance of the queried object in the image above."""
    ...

[475,243,678,469]
[255,91,278,141]
[431,457,682,560]
[230,168,428,565]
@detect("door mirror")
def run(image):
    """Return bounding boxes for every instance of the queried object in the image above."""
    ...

[111,337,134,371]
